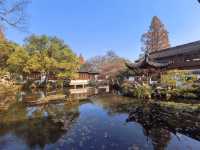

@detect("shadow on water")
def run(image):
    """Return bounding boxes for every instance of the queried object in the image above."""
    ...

[0,91,200,149]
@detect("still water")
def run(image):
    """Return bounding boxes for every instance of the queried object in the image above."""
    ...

[0,91,200,150]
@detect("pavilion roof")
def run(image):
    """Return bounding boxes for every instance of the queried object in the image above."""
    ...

[79,66,99,74]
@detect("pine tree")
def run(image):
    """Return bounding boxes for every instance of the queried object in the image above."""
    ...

[141,16,170,53]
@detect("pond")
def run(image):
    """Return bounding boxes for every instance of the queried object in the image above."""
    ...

[0,91,200,150]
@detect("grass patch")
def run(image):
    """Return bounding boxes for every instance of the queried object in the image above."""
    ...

[157,101,200,111]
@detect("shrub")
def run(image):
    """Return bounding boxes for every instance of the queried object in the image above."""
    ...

[121,82,152,99]
[134,84,152,99]
[0,69,8,77]
[121,82,135,97]
[56,80,63,88]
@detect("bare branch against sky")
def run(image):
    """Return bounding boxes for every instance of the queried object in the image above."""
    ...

[0,0,30,31]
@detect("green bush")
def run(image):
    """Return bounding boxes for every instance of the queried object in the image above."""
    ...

[121,82,135,97]
[134,84,152,99]
[0,69,8,77]
[56,80,63,88]
[177,88,198,99]
[121,82,152,99]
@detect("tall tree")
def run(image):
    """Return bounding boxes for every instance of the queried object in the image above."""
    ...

[79,54,85,65]
[0,0,30,30]
[24,35,80,79]
[141,16,170,53]
[0,0,30,73]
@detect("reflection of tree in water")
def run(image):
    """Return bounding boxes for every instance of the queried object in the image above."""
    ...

[92,96,172,149]
[126,103,200,150]
[146,128,171,150]
[0,93,16,111]
[92,95,200,145]
[126,104,172,150]
[0,101,80,149]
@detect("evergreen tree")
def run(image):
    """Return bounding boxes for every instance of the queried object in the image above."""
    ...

[141,16,170,53]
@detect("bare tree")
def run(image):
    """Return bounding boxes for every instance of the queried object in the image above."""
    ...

[83,50,127,79]
[0,0,30,30]
[141,16,170,53]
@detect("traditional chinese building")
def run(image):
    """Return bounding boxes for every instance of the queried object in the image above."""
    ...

[126,53,170,83]
[28,70,99,81]
[128,40,200,71]
[127,40,200,83]
[149,40,200,70]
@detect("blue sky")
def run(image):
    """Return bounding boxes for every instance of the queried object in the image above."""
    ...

[6,0,200,61]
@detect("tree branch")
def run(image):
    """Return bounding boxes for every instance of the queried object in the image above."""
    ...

[0,0,30,31]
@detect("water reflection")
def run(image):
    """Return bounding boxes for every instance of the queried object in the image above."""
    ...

[126,103,172,150]
[0,93,200,150]
[20,88,96,106]
[126,103,200,141]
[0,102,80,149]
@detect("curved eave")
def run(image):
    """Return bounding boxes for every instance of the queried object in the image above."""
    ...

[147,58,171,68]
[126,57,171,70]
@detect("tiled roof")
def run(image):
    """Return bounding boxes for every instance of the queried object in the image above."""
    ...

[150,40,200,59]
[79,66,99,74]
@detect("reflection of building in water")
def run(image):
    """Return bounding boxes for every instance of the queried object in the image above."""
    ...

[21,68,109,105]
[21,88,96,106]
[68,88,98,100]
